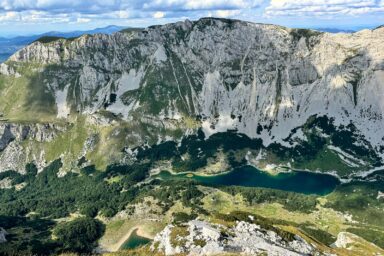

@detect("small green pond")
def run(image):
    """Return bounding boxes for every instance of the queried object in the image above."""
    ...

[120,229,152,250]
[156,165,340,195]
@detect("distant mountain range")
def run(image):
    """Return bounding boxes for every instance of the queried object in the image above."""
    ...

[0,25,126,63]
[314,28,356,33]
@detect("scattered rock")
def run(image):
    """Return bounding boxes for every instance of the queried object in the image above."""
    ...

[0,177,12,189]
[377,191,384,199]
[153,220,318,256]
[0,227,8,243]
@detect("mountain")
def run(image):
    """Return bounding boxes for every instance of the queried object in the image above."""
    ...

[1,17,383,176]
[0,18,384,255]
[41,25,128,38]
[0,25,127,63]
[314,28,356,33]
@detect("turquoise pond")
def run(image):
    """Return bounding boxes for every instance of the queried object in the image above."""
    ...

[120,229,152,250]
[156,165,341,195]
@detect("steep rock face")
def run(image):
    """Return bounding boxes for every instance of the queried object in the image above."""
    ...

[0,123,65,173]
[0,123,64,147]
[1,18,384,173]
[0,63,19,77]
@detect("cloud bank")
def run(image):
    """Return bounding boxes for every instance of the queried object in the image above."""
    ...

[265,0,384,17]
[0,0,383,35]
[0,0,263,22]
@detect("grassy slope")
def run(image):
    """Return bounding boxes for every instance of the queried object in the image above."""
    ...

[200,187,348,237]
[0,64,57,123]
[198,186,384,251]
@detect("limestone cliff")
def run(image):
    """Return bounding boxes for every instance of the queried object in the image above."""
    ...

[0,18,383,175]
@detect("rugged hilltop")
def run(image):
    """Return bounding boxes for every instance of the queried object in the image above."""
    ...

[0,17,384,176]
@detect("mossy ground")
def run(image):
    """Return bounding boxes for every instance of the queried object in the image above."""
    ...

[200,188,348,236]
[169,226,189,247]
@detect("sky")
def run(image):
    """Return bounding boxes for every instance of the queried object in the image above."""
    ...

[0,0,383,37]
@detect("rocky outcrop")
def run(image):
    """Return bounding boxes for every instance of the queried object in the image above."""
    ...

[153,220,317,256]
[0,142,26,174]
[0,122,66,173]
[0,123,64,147]
[0,178,12,189]
[0,63,19,77]
[333,231,384,254]
[0,125,16,151]
[0,227,7,243]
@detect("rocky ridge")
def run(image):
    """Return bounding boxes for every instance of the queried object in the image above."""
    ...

[152,220,319,256]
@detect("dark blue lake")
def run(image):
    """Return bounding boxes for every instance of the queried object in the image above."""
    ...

[157,165,340,195]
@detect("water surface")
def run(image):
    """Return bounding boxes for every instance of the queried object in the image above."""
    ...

[120,228,152,250]
[157,165,340,195]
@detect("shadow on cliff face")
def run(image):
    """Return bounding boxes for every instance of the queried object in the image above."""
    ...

[24,67,57,117]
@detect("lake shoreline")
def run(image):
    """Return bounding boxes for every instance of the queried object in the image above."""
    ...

[103,225,154,252]
[154,165,341,196]
[150,162,346,183]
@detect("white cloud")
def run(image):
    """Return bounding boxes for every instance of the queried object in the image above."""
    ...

[209,9,242,18]
[0,11,19,21]
[265,0,384,17]
[0,0,263,13]
[0,0,264,25]
[153,11,165,18]
[76,17,91,23]
[143,0,263,11]
[0,0,382,31]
